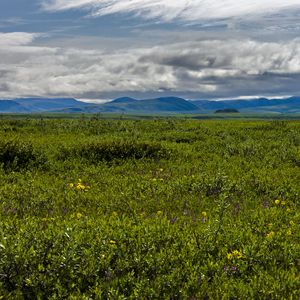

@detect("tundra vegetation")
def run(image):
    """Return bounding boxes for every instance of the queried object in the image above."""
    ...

[0,118,299,299]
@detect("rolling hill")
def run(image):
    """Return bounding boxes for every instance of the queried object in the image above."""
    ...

[0,98,92,113]
[193,97,300,114]
[54,97,200,114]
[0,96,299,114]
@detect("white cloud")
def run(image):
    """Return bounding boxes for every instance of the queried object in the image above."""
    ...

[1,33,300,99]
[43,0,300,23]
[0,32,40,46]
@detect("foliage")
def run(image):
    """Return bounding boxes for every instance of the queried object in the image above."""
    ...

[0,140,46,171]
[58,140,170,163]
[0,118,299,299]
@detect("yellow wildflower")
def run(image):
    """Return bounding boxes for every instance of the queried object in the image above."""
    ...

[202,211,207,217]
[76,212,82,219]
[266,231,275,238]
[157,210,163,216]
[227,253,233,260]
[227,250,243,260]
[69,179,90,191]
[76,183,86,190]
[232,250,243,259]
[109,240,116,245]
[275,199,280,205]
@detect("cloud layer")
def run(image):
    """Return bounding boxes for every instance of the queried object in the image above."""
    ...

[43,0,300,23]
[1,32,300,99]
[0,32,40,46]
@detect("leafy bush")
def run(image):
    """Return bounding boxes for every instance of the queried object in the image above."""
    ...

[58,140,170,163]
[0,140,46,171]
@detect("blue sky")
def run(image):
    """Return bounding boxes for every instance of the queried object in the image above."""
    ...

[1,0,300,100]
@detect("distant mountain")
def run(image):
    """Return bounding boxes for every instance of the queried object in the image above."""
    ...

[66,97,200,114]
[193,97,300,113]
[0,96,300,114]
[0,98,92,113]
[101,97,199,113]
[111,97,137,104]
[14,98,90,112]
[0,100,28,113]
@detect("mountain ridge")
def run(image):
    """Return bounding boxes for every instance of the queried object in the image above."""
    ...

[0,96,299,114]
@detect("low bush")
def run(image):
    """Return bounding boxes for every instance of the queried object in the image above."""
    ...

[58,140,170,163]
[0,140,46,171]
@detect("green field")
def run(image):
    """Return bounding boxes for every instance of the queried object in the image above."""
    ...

[0,118,299,299]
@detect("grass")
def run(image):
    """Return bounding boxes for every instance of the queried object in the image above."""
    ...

[0,118,299,299]
[1,112,300,120]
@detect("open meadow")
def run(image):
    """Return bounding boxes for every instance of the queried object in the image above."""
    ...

[0,118,299,299]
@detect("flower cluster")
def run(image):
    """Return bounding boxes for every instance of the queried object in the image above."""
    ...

[227,250,243,260]
[69,179,90,191]
[274,199,287,206]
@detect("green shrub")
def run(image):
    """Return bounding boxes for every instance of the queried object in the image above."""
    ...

[58,141,170,163]
[0,140,46,171]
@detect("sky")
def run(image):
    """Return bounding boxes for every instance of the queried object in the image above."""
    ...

[1,0,300,100]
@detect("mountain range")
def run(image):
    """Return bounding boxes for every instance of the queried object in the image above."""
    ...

[0,96,300,114]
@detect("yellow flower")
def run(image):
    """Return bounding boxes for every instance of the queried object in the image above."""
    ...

[232,250,243,259]
[109,240,116,245]
[75,180,90,191]
[227,253,233,260]
[69,183,74,188]
[157,210,163,216]
[76,183,85,190]
[202,211,207,217]
[275,199,280,205]
[266,231,275,238]
[227,250,243,260]
[76,212,82,219]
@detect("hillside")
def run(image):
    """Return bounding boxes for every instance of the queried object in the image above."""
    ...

[0,100,28,113]
[0,96,299,114]
[193,97,300,113]
[0,98,92,113]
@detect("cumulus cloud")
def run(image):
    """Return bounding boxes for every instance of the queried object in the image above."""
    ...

[1,33,300,99]
[0,32,40,46]
[43,0,300,23]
